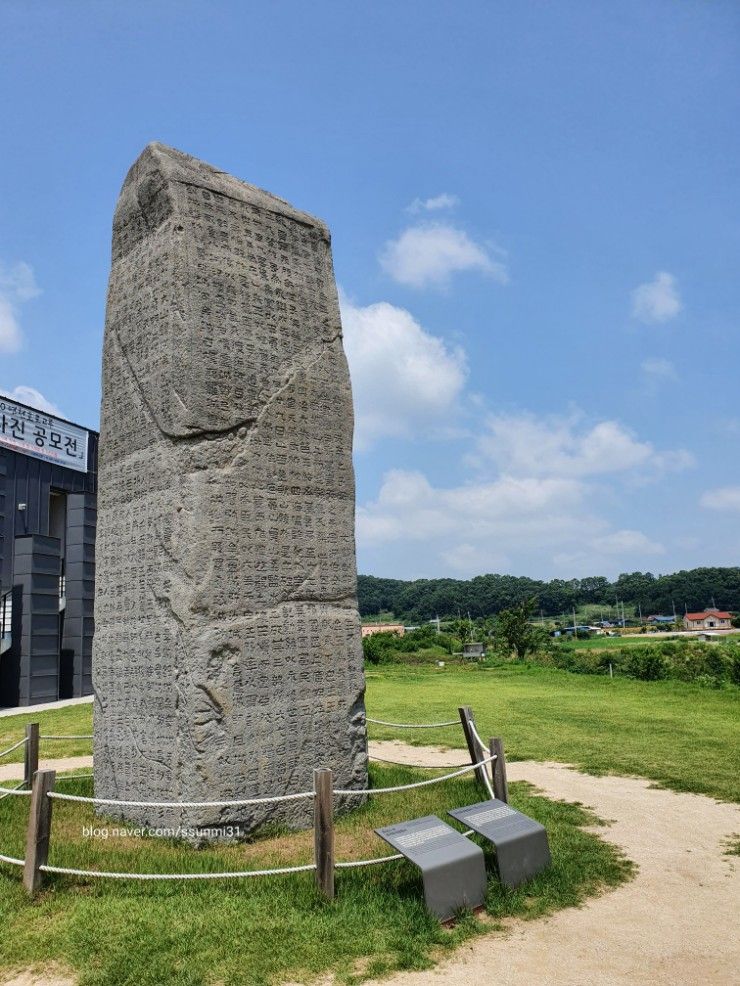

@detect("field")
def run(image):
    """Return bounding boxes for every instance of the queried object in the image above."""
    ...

[559,633,683,649]
[367,663,739,803]
[1,662,738,984]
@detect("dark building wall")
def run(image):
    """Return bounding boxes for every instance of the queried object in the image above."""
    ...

[62,493,97,698]
[0,456,5,589]
[15,534,62,705]
[0,430,98,595]
[0,428,98,707]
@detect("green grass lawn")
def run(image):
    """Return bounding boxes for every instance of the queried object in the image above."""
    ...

[560,634,685,649]
[366,663,740,802]
[0,703,94,766]
[0,762,630,986]
[1,662,737,983]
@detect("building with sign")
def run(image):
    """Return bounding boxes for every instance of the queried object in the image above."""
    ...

[0,396,98,707]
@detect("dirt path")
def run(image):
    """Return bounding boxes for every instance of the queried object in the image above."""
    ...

[0,756,92,784]
[3,745,739,986]
[366,741,740,986]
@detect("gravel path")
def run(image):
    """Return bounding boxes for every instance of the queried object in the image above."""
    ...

[2,743,739,986]
[0,757,92,784]
[366,741,740,986]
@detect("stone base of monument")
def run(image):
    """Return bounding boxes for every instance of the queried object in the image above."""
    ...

[92,787,368,845]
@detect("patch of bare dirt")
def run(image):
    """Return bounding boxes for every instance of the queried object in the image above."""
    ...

[366,741,740,986]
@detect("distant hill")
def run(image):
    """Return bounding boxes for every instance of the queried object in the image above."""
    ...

[357,567,740,621]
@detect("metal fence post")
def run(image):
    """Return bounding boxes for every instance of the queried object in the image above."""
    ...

[313,767,335,900]
[23,768,56,895]
[24,723,39,789]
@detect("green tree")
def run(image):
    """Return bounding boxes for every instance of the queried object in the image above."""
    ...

[496,599,539,660]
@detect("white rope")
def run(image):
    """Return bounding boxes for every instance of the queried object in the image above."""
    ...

[0,785,31,797]
[335,752,496,795]
[48,788,315,808]
[40,735,93,741]
[57,773,94,781]
[335,852,403,867]
[0,737,27,759]
[38,861,316,880]
[0,781,29,801]
[468,720,489,757]
[467,719,495,799]
[336,829,475,868]
[366,718,459,729]
[0,852,24,867]
[369,754,469,768]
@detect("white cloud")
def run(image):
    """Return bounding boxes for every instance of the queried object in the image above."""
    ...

[356,409,695,577]
[473,411,693,479]
[406,193,460,214]
[379,223,509,289]
[0,386,61,416]
[700,486,740,512]
[0,297,22,354]
[631,271,682,324]
[0,260,41,353]
[357,469,592,547]
[590,529,665,555]
[441,543,510,574]
[340,295,467,449]
[641,356,678,381]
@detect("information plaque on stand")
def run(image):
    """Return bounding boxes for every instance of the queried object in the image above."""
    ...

[375,814,487,920]
[448,799,551,888]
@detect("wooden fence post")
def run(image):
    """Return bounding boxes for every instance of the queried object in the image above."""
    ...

[24,723,39,789]
[489,737,509,804]
[23,768,56,895]
[458,706,488,790]
[313,767,335,900]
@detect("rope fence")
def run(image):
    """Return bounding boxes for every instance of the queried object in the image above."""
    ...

[0,852,24,867]
[0,737,28,759]
[48,789,316,807]
[365,717,459,728]
[37,862,318,880]
[368,753,469,768]
[335,753,496,796]
[0,705,510,899]
[0,782,30,800]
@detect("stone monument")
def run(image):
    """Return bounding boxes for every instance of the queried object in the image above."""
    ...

[93,143,367,836]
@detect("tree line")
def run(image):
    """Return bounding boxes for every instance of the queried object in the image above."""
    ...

[357,567,740,621]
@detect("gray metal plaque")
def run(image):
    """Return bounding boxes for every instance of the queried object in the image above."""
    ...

[448,799,551,888]
[376,814,487,921]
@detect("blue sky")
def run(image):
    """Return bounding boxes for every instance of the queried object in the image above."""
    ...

[1,1,738,580]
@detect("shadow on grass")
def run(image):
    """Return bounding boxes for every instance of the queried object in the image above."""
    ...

[0,763,634,986]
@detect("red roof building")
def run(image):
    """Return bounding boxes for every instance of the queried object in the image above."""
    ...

[683,609,732,630]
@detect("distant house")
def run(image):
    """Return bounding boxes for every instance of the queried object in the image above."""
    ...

[647,615,676,625]
[683,609,732,631]
[463,642,485,658]
[553,625,592,637]
[361,623,405,638]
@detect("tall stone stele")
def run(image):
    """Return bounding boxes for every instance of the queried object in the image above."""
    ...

[93,143,367,835]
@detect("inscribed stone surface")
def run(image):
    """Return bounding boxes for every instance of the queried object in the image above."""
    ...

[93,143,367,834]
